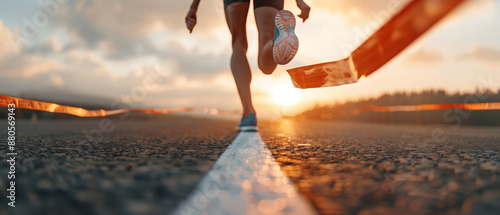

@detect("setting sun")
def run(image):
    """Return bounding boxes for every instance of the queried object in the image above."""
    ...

[272,84,300,106]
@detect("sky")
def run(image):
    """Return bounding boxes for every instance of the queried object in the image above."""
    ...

[0,0,499,118]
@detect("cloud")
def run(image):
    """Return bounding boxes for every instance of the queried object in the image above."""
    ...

[158,42,231,78]
[0,24,235,110]
[0,49,117,94]
[68,0,222,34]
[0,54,61,78]
[302,0,411,24]
[49,0,226,60]
[50,74,64,86]
[451,0,494,19]
[460,46,500,65]
[0,21,18,58]
[0,52,171,99]
[1,13,233,107]
[0,23,122,95]
[138,72,241,109]
[0,24,62,78]
[304,0,493,27]
[406,48,443,64]
[23,36,62,54]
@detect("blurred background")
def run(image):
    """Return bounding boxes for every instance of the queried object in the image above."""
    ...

[0,0,499,121]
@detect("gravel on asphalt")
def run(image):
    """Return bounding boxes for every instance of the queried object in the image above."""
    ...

[0,116,237,215]
[259,120,500,215]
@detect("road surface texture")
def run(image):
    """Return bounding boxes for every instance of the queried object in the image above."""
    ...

[258,120,500,215]
[0,116,237,215]
[1,116,499,215]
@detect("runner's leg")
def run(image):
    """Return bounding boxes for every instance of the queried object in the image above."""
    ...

[254,0,284,75]
[225,2,255,117]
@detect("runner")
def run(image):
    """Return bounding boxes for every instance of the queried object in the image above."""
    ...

[185,0,310,131]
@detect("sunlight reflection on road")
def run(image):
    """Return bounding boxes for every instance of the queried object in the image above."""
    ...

[172,132,316,215]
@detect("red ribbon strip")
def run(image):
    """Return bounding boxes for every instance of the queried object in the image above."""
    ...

[352,103,500,115]
[0,95,197,117]
[2,95,499,118]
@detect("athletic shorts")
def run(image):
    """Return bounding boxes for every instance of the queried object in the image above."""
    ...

[224,0,284,10]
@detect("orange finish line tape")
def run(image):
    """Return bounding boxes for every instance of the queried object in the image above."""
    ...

[352,102,500,115]
[0,95,197,117]
[2,95,500,118]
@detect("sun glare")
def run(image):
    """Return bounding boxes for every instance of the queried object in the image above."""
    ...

[272,84,300,106]
[359,75,366,82]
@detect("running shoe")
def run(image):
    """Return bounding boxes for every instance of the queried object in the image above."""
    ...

[236,113,258,132]
[273,10,299,65]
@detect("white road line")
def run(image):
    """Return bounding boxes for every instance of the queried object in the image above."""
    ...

[170,132,317,215]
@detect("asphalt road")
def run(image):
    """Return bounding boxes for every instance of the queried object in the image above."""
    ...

[259,120,500,215]
[0,116,238,215]
[1,116,499,215]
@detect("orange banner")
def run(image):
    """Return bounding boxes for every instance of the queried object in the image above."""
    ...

[286,0,465,89]
[2,95,500,118]
[0,95,197,117]
[352,102,500,115]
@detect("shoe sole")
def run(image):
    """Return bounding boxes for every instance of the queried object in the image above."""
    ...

[273,10,299,65]
[236,126,258,132]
